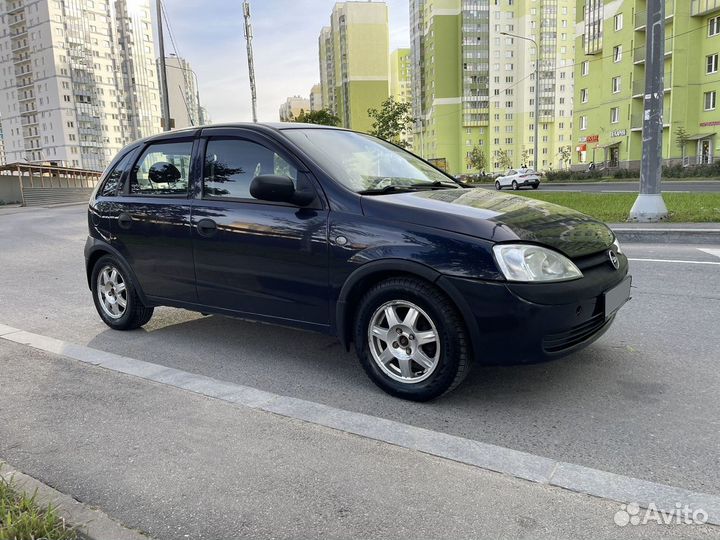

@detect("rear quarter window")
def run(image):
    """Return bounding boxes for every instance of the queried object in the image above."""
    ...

[98,152,133,197]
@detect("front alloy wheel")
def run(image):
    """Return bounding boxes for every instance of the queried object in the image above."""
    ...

[512,180,519,190]
[368,300,440,384]
[354,277,470,401]
[495,181,501,190]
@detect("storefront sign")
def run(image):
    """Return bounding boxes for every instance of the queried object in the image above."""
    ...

[585,135,599,143]
[700,121,720,127]
[610,129,627,137]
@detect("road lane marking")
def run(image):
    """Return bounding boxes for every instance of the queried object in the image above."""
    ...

[699,248,720,260]
[628,258,720,266]
[1,324,719,525]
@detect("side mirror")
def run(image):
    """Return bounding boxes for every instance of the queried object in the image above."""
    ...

[249,175,314,206]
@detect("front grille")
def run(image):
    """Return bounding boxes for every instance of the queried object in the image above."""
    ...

[542,313,609,353]
[573,250,611,271]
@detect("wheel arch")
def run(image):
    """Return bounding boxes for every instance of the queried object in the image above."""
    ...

[85,242,150,305]
[335,259,481,357]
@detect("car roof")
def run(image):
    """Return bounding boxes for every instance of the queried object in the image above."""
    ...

[135,122,347,145]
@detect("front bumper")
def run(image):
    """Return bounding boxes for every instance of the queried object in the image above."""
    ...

[439,262,630,365]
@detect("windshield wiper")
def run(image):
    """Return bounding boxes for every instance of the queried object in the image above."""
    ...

[409,181,461,189]
[357,185,417,195]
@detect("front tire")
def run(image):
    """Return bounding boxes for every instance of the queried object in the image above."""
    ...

[91,255,154,330]
[353,278,470,401]
[495,181,501,190]
[512,180,519,190]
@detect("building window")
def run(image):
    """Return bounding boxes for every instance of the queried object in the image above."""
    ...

[705,91,717,111]
[613,45,622,63]
[581,88,589,103]
[708,54,719,74]
[709,16,720,37]
[610,107,620,124]
[580,116,588,130]
[584,0,604,54]
[614,13,623,31]
[612,76,621,93]
[581,61,590,76]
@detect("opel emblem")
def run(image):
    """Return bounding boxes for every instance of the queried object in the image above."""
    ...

[608,250,620,270]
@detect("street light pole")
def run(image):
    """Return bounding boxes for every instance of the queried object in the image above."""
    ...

[501,31,539,170]
[629,0,668,221]
[156,0,171,131]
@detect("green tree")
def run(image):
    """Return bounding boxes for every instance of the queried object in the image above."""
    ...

[675,126,690,164]
[367,97,414,148]
[494,149,513,171]
[520,147,530,167]
[558,145,572,169]
[294,109,341,126]
[466,145,487,173]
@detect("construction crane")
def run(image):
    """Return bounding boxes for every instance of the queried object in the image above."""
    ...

[242,1,258,123]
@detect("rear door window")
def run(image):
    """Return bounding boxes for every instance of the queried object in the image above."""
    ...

[128,141,193,196]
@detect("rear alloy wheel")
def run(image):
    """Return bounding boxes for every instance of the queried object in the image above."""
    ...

[512,180,519,190]
[354,278,470,401]
[495,181,501,190]
[91,255,154,330]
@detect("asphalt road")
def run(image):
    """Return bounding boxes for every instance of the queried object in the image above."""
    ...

[0,204,719,499]
[479,180,720,192]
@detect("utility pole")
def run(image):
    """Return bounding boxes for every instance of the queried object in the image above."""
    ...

[629,0,668,221]
[242,1,258,123]
[156,0,171,131]
[501,32,539,170]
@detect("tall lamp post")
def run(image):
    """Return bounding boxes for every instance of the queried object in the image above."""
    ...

[501,31,539,170]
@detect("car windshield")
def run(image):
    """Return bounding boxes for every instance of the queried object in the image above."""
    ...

[283,128,460,193]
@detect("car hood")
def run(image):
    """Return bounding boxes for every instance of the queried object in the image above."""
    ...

[361,188,615,259]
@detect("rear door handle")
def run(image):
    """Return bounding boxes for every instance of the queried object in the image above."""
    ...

[117,213,133,230]
[196,218,218,238]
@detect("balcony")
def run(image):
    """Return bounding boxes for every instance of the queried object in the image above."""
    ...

[632,72,672,97]
[635,0,675,30]
[691,0,720,16]
[633,38,673,64]
[631,106,671,131]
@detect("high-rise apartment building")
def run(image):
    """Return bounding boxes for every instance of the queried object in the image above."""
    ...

[410,0,575,174]
[318,2,390,132]
[279,95,311,122]
[573,0,720,169]
[309,83,323,111]
[160,55,201,129]
[0,0,162,170]
[390,47,413,146]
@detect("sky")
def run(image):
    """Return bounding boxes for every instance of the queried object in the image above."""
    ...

[161,0,410,123]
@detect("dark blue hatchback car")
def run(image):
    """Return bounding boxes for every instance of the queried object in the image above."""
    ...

[86,123,631,401]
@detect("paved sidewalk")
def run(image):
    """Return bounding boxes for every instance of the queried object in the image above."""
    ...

[1,340,718,539]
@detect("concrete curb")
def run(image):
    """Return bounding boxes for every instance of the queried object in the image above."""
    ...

[0,462,151,540]
[2,323,720,527]
[610,226,720,244]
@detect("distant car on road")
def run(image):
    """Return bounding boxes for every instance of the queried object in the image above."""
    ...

[85,123,630,401]
[495,168,541,190]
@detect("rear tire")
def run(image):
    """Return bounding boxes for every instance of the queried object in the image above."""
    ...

[353,277,471,401]
[495,181,501,190]
[512,180,519,190]
[532,183,539,190]
[91,255,154,330]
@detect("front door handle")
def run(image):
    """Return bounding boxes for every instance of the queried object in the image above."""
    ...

[117,213,133,230]
[196,218,218,238]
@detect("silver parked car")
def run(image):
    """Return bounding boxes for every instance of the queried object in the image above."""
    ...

[495,168,540,190]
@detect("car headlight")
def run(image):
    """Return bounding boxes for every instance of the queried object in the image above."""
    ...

[493,244,583,282]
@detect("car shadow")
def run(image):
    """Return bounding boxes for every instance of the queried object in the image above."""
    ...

[85,308,628,409]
